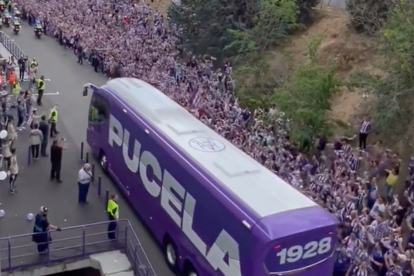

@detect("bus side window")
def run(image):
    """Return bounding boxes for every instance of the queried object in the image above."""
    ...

[89,93,109,123]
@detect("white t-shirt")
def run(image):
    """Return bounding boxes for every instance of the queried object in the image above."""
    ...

[370,201,385,218]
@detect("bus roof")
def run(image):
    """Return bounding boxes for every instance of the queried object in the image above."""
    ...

[105,78,318,218]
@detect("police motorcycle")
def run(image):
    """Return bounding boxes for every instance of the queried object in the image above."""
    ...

[34,20,42,38]
[12,5,21,17]
[3,11,11,27]
[12,16,19,34]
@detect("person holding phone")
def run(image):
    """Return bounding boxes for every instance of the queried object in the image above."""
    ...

[50,138,66,183]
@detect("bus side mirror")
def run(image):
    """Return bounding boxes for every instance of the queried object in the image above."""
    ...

[83,87,88,97]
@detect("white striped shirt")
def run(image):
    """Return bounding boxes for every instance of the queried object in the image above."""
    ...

[360,121,371,134]
[352,264,372,276]
[349,155,361,171]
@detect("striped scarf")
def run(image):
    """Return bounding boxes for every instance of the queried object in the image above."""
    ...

[348,155,360,171]
[342,144,351,153]
[352,265,370,276]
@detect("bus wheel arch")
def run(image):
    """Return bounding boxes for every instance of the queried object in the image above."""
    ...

[163,235,179,272]
[183,259,198,276]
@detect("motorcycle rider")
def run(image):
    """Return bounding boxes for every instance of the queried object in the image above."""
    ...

[3,11,10,25]
[12,16,19,29]
[34,20,42,30]
[34,20,42,35]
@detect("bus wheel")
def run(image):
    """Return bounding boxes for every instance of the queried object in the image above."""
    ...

[164,238,178,271]
[184,261,198,276]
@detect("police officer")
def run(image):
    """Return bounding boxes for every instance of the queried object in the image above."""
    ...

[32,206,61,254]
[12,16,19,28]
[107,194,119,240]
[35,75,45,106]
[11,81,20,107]
[49,105,59,137]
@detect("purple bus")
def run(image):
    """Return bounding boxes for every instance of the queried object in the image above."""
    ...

[83,78,338,276]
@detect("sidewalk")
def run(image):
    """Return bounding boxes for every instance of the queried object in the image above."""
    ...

[0,43,30,80]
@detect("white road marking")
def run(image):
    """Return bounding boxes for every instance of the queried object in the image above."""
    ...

[31,91,60,100]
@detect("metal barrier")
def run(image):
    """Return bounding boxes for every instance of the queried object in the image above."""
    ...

[0,31,26,60]
[0,219,157,275]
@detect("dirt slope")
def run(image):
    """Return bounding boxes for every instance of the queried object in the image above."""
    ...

[275,7,383,125]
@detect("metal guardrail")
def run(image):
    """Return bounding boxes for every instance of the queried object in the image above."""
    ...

[0,31,26,60]
[0,219,157,276]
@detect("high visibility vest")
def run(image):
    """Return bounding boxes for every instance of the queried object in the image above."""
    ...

[30,61,38,68]
[8,72,15,84]
[12,83,19,95]
[90,107,99,121]
[49,108,58,122]
[36,79,45,90]
[107,199,119,219]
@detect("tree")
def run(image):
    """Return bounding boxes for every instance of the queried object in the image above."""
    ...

[169,0,321,62]
[362,0,414,199]
[168,0,261,61]
[346,0,394,35]
[232,55,281,110]
[262,38,339,145]
[224,0,301,63]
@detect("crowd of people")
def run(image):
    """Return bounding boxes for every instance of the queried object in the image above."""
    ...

[8,0,414,275]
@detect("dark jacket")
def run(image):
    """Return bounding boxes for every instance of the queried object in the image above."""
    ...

[18,58,26,70]
[50,145,63,164]
[39,120,49,139]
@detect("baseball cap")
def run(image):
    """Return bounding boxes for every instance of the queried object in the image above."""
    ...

[40,206,48,212]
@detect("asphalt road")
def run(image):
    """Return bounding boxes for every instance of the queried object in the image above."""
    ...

[0,22,174,276]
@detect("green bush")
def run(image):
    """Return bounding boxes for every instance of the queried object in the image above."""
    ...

[346,0,394,35]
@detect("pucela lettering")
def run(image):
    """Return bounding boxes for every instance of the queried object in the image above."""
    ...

[109,115,242,276]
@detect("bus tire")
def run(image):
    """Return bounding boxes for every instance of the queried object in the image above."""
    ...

[183,260,198,276]
[163,237,179,272]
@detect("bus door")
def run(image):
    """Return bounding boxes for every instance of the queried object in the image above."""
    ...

[87,92,110,157]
